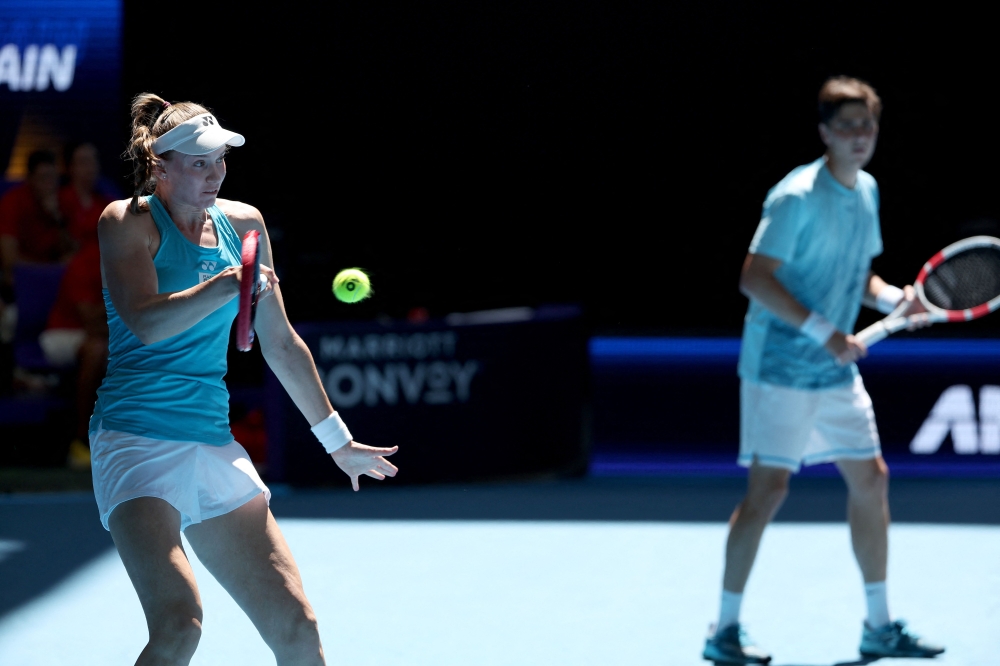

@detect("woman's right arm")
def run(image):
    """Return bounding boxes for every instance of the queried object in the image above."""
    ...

[99,201,241,345]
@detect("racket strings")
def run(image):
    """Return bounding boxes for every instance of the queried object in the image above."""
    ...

[924,247,1000,310]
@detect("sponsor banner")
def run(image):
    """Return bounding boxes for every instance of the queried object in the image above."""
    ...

[265,308,588,484]
[592,337,1000,471]
[1,0,121,183]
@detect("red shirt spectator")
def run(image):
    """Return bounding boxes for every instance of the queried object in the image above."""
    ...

[0,182,65,263]
[59,142,112,247]
[40,238,109,461]
[59,186,111,248]
[47,240,104,330]
[0,150,72,290]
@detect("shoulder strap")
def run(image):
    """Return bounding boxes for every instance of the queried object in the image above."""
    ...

[145,195,174,237]
[207,204,242,256]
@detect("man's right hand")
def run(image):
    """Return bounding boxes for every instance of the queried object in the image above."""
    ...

[824,331,867,365]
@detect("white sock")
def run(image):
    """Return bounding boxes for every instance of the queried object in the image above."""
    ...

[718,589,743,632]
[865,581,890,628]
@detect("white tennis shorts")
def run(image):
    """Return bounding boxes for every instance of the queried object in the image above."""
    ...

[739,375,881,472]
[90,422,270,531]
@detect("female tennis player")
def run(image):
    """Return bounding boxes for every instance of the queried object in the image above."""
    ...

[92,93,398,666]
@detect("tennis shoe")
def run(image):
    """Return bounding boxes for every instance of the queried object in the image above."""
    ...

[702,623,772,664]
[860,619,944,658]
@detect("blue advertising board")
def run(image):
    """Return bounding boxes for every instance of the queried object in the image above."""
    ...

[265,307,589,485]
[0,0,121,184]
[591,337,1000,475]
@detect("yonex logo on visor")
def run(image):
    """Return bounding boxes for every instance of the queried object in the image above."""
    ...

[151,113,244,156]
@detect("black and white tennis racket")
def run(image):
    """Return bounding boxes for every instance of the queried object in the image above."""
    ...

[857,236,1000,347]
[236,230,261,352]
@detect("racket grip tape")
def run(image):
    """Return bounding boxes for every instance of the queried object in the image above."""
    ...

[856,316,911,347]
[856,323,889,347]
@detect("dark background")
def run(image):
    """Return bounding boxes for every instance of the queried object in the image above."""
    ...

[117,3,999,334]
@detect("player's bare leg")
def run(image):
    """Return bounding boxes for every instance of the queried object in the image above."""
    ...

[723,460,791,593]
[109,498,204,666]
[835,456,944,656]
[184,494,324,666]
[835,456,889,583]
[703,460,788,663]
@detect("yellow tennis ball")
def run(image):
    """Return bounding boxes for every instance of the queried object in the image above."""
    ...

[332,268,372,303]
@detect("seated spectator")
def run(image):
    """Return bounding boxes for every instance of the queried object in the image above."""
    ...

[59,141,113,248]
[0,149,74,290]
[39,240,108,469]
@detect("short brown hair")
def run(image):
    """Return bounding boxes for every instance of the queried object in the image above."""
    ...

[818,76,882,125]
[125,93,211,214]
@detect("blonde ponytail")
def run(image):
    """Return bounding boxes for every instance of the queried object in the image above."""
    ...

[125,93,210,214]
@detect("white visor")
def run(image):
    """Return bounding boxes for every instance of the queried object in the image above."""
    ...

[151,113,245,156]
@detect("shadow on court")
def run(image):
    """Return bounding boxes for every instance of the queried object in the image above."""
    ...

[0,494,112,619]
[1,475,997,621]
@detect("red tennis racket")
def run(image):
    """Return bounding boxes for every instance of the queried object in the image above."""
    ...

[857,236,1000,347]
[236,230,261,352]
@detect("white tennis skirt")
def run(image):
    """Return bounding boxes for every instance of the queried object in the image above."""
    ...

[739,375,881,473]
[90,422,270,531]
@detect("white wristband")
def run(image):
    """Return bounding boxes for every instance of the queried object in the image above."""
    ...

[875,284,905,314]
[800,311,836,345]
[311,412,353,453]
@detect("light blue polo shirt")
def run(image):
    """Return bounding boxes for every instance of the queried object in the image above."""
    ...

[738,157,883,389]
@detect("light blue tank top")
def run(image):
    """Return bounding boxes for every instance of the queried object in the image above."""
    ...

[90,195,242,445]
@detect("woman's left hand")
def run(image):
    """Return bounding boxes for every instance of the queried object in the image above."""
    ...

[331,441,399,491]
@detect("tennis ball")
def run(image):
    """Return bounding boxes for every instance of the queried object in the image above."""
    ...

[332,268,372,303]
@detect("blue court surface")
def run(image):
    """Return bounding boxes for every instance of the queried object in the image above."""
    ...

[1,479,998,665]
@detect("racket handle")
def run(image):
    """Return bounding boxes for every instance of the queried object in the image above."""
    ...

[856,321,890,347]
[855,298,914,348]
[856,315,922,347]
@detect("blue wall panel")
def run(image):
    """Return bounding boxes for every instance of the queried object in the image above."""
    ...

[0,1,121,183]
[590,337,1000,474]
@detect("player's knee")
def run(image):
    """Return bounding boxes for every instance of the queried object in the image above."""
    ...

[270,606,322,663]
[856,459,889,498]
[874,460,889,490]
[746,473,789,514]
[760,483,789,513]
[148,605,202,660]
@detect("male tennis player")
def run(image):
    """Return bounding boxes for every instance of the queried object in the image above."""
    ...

[93,93,397,666]
[702,77,944,663]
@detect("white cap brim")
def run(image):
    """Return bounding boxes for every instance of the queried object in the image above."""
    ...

[152,113,246,156]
